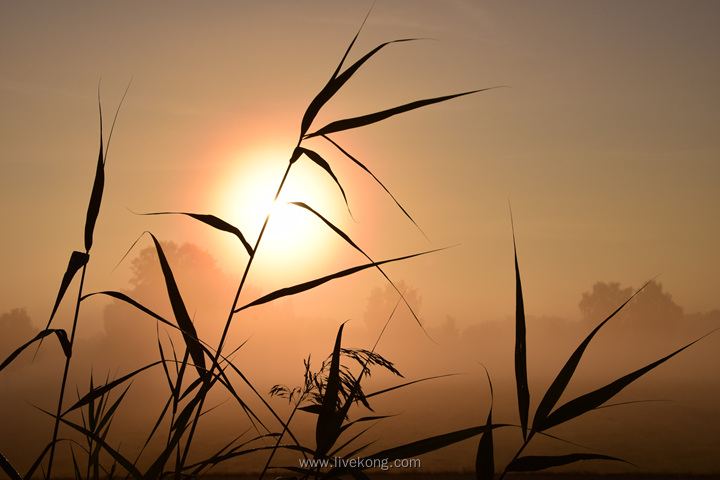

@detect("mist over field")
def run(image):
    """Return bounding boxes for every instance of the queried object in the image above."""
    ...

[2,242,718,476]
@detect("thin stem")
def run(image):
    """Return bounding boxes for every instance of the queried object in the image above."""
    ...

[46,261,89,479]
[179,153,298,470]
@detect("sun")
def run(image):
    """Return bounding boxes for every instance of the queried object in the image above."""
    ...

[214,146,349,287]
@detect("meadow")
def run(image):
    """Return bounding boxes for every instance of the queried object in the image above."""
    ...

[1,17,718,480]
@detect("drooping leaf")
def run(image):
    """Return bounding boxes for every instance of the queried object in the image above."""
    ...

[1,329,71,371]
[541,330,718,431]
[532,280,655,432]
[322,135,426,239]
[476,366,494,480]
[510,213,529,441]
[136,211,253,257]
[288,201,428,332]
[44,251,89,329]
[148,233,206,377]
[81,291,174,328]
[365,373,458,399]
[507,453,628,472]
[296,148,350,214]
[304,88,495,139]
[235,248,444,313]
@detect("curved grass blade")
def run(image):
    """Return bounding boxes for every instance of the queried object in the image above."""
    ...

[289,201,427,332]
[507,453,628,472]
[63,361,163,415]
[316,322,347,458]
[235,248,445,313]
[304,88,496,139]
[81,291,174,328]
[532,279,655,432]
[542,328,719,431]
[510,212,529,441]
[148,233,206,377]
[476,365,494,480]
[322,135,427,240]
[299,5,416,138]
[356,424,508,467]
[365,373,458,399]
[0,452,21,480]
[136,211,253,257]
[35,406,142,480]
[84,94,104,252]
[296,148,350,214]
[45,251,89,328]
[83,81,130,252]
[1,329,71,371]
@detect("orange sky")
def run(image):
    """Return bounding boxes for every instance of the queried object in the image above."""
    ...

[2,1,719,329]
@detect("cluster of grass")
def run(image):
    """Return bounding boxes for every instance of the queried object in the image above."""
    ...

[1,15,716,480]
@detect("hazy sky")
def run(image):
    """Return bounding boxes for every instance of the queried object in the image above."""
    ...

[2,2,720,477]
[2,0,719,329]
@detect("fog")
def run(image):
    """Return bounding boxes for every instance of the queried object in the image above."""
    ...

[2,242,718,477]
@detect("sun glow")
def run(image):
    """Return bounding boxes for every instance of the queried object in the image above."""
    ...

[215,147,350,287]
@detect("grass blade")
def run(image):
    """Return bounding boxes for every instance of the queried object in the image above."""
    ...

[304,88,495,139]
[136,211,253,257]
[542,329,719,431]
[296,148,350,214]
[507,453,628,472]
[532,280,656,432]
[36,407,143,480]
[235,248,444,313]
[476,366,494,480]
[148,233,206,377]
[81,291,174,329]
[45,251,89,328]
[64,362,163,415]
[365,373,458,399]
[322,135,427,240]
[316,322,347,458]
[510,213,529,441]
[0,329,71,371]
[0,452,21,480]
[84,93,104,252]
[289,201,428,333]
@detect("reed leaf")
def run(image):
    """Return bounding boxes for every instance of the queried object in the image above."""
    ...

[532,280,654,432]
[84,97,104,253]
[511,216,529,441]
[289,201,426,331]
[0,452,21,480]
[299,13,416,138]
[296,148,349,213]
[541,329,718,431]
[148,233,206,377]
[0,329,71,371]
[64,362,163,415]
[81,291,174,329]
[235,248,443,312]
[316,322,346,458]
[360,424,508,465]
[365,373,458,398]
[136,212,253,257]
[304,88,494,139]
[36,407,142,480]
[507,453,628,472]
[476,366,494,480]
[321,135,426,239]
[45,251,89,328]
